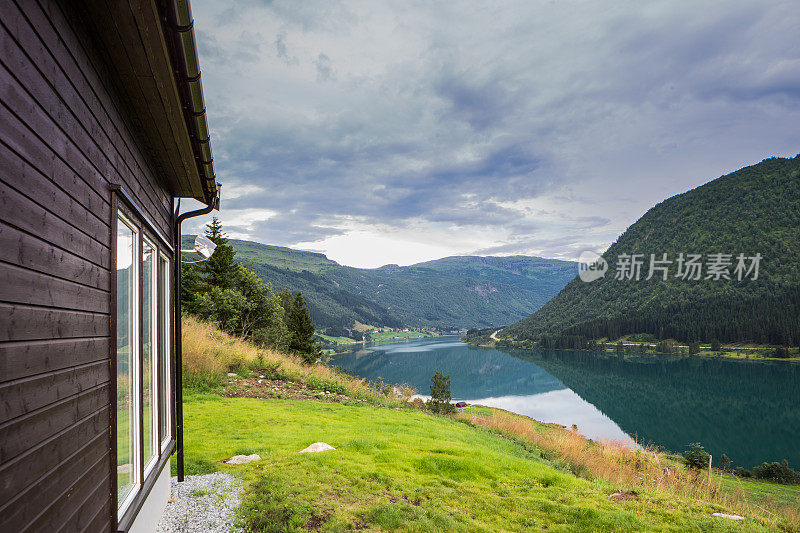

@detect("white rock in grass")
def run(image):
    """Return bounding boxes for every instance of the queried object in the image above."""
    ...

[225,453,261,465]
[299,442,335,454]
[712,513,744,520]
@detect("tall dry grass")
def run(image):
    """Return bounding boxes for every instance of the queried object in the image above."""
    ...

[460,410,798,530]
[182,315,412,405]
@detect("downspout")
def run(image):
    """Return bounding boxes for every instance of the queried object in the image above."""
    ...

[173,194,218,483]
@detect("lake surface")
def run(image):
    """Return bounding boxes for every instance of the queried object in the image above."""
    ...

[330,337,800,469]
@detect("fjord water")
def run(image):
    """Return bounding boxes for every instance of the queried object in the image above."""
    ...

[330,337,800,469]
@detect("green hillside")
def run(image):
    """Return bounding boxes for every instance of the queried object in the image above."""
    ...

[183,237,576,330]
[501,155,800,347]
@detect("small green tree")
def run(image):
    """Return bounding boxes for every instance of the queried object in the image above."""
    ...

[284,292,320,364]
[683,442,711,470]
[198,217,237,290]
[719,453,732,472]
[688,341,700,355]
[427,371,454,414]
[655,340,676,354]
[710,339,721,352]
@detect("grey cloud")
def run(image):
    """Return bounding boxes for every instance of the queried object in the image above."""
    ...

[246,215,344,245]
[275,33,299,65]
[192,0,800,259]
[573,217,611,230]
[474,235,612,259]
[314,53,335,82]
[435,69,522,132]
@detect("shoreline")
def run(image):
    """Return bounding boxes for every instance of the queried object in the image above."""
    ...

[465,339,800,362]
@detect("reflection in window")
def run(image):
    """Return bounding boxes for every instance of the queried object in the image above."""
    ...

[142,240,156,472]
[158,254,171,448]
[116,215,137,509]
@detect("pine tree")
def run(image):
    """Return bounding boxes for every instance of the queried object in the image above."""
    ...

[198,217,236,290]
[286,292,319,363]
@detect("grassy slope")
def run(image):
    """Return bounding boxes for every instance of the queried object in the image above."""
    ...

[715,473,800,509]
[180,395,776,532]
[178,317,796,532]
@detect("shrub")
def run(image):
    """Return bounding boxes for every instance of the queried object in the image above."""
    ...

[751,460,800,484]
[305,376,347,395]
[408,398,425,410]
[655,340,677,354]
[683,442,710,470]
[772,346,790,358]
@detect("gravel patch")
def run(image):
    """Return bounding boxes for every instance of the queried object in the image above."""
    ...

[156,472,243,533]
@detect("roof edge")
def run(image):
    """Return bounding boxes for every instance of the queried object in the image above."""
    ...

[161,0,219,207]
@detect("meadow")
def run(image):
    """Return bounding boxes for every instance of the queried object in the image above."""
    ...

[177,317,798,532]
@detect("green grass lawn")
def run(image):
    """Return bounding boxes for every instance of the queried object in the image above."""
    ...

[317,334,360,345]
[176,394,775,532]
[714,472,800,508]
[370,331,435,342]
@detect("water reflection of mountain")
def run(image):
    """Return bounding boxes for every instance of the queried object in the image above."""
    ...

[507,349,800,468]
[330,341,564,399]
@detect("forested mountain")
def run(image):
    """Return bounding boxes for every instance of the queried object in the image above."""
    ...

[182,237,576,330]
[501,155,800,347]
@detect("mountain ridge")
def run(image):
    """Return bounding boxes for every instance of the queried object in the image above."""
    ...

[183,236,577,331]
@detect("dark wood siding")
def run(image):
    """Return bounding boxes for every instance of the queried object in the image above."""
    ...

[0,1,174,531]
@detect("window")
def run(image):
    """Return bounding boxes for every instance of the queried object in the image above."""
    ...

[158,253,172,450]
[115,209,173,517]
[142,239,157,473]
[116,214,139,514]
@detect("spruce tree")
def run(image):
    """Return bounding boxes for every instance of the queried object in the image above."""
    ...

[286,292,319,363]
[198,217,236,290]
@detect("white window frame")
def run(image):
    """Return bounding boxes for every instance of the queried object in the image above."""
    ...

[142,236,159,477]
[117,212,141,519]
[159,252,172,452]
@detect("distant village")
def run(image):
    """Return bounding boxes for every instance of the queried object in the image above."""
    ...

[316,325,465,353]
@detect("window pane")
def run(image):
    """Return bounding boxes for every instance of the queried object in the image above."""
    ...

[142,241,156,470]
[158,255,171,447]
[116,217,136,504]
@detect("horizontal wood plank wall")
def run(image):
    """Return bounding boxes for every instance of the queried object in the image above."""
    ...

[0,1,174,531]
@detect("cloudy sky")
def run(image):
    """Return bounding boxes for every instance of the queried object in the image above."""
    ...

[184,0,799,268]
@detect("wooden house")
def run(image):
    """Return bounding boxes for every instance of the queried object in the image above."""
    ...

[0,0,219,531]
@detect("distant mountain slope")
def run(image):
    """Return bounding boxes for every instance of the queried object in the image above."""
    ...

[183,237,576,330]
[368,256,577,328]
[502,155,800,346]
